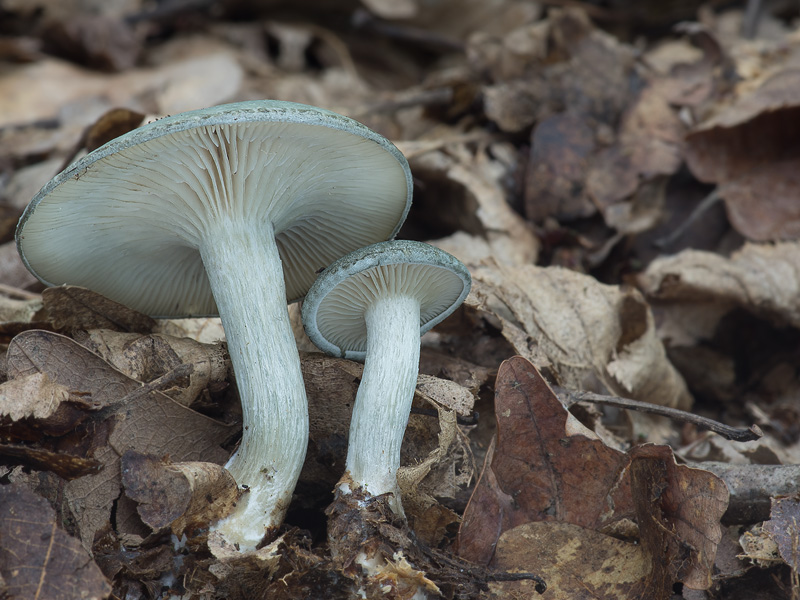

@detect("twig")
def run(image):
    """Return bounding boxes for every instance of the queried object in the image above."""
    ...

[0,284,41,300]
[654,186,722,249]
[553,386,762,442]
[696,462,800,524]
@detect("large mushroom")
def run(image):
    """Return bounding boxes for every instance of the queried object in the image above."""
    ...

[301,240,471,516]
[15,100,412,551]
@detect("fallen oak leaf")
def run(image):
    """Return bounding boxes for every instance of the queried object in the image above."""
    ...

[457,356,729,593]
[763,493,800,570]
[456,355,633,566]
[630,444,728,591]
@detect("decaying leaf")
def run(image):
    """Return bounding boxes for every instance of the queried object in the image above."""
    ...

[0,294,44,325]
[490,522,651,600]
[685,66,800,242]
[0,483,111,600]
[5,330,235,549]
[630,444,728,590]
[639,241,800,330]
[0,372,70,421]
[457,356,633,565]
[121,450,238,539]
[411,148,539,267]
[467,261,692,408]
[763,494,800,570]
[77,329,229,407]
[42,285,157,333]
[458,356,727,592]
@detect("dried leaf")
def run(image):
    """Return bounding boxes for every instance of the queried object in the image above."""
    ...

[0,372,70,421]
[5,330,234,549]
[78,329,229,407]
[491,522,652,600]
[121,451,238,538]
[763,494,800,570]
[0,295,43,324]
[42,285,156,333]
[467,262,692,408]
[685,69,800,241]
[639,242,800,329]
[457,356,633,565]
[458,357,727,592]
[410,148,538,267]
[630,444,728,590]
[525,111,598,222]
[0,483,110,600]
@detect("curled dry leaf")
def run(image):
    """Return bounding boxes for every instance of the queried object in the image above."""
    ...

[0,372,70,421]
[458,356,728,593]
[763,493,800,570]
[685,68,800,241]
[639,242,800,330]
[42,285,156,333]
[467,261,692,408]
[0,483,111,600]
[411,149,539,267]
[78,329,229,407]
[5,330,234,549]
[0,294,43,324]
[121,450,238,539]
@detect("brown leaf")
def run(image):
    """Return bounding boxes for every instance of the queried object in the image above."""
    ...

[763,493,800,570]
[491,522,652,600]
[458,357,727,592]
[720,159,800,242]
[0,483,110,600]
[0,443,100,480]
[121,451,238,538]
[685,69,800,241]
[411,148,539,267]
[0,372,70,421]
[467,262,692,408]
[638,242,800,329]
[77,329,229,407]
[42,285,156,334]
[5,330,234,549]
[630,444,728,590]
[525,111,598,222]
[457,356,633,565]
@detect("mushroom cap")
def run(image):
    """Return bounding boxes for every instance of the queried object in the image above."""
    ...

[302,240,471,361]
[16,100,412,317]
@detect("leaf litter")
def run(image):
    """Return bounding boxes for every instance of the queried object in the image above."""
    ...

[1,1,800,598]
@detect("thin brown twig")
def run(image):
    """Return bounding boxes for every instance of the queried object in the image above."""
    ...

[554,386,762,442]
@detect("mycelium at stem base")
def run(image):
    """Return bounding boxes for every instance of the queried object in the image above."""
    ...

[338,293,421,516]
[201,219,308,551]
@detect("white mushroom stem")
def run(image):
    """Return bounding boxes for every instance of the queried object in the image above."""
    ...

[343,293,421,515]
[200,218,308,551]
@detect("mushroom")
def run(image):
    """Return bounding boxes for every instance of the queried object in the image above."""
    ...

[15,100,412,550]
[301,240,471,515]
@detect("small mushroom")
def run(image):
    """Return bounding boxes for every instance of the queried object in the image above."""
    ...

[16,100,412,551]
[301,240,471,515]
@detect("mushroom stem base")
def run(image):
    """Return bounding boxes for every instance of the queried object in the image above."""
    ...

[201,219,308,551]
[344,293,420,515]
